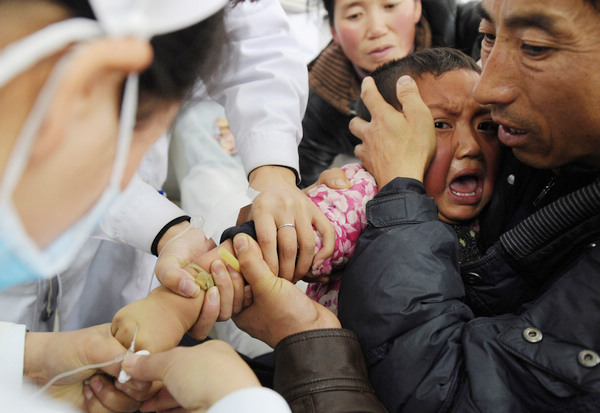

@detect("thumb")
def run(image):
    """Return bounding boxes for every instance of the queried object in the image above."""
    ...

[395,75,432,123]
[312,167,351,190]
[122,351,164,382]
[232,234,276,288]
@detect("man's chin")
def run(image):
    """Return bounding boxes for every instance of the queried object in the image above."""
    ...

[512,148,558,170]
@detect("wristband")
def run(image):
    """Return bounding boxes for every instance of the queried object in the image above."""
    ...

[151,215,191,256]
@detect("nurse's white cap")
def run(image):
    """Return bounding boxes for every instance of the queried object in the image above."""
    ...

[0,0,230,88]
[91,0,230,38]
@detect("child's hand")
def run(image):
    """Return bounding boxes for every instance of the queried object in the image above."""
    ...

[111,286,203,354]
[112,240,248,346]
[303,167,351,192]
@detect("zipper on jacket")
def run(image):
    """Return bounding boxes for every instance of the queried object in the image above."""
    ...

[42,277,58,322]
[532,175,557,207]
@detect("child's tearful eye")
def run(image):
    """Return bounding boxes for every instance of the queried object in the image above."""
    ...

[435,121,451,130]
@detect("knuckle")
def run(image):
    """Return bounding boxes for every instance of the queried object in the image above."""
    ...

[256,233,274,246]
[279,242,298,256]
[298,238,315,251]
[218,311,232,322]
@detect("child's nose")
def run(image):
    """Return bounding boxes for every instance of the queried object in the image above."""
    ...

[453,129,482,159]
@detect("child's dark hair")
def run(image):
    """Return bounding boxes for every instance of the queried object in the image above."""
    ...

[54,0,229,122]
[356,47,481,121]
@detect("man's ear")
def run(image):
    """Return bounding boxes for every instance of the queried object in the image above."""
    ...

[28,37,153,164]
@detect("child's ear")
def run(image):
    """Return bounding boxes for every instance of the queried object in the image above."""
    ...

[29,37,153,163]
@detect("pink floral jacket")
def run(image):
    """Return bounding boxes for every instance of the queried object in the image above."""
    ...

[305,163,378,314]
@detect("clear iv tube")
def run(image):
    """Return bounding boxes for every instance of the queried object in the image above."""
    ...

[32,353,126,399]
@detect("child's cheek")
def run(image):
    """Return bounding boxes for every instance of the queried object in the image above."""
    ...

[423,143,453,199]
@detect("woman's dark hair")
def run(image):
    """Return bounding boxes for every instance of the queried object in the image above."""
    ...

[356,47,481,121]
[322,0,335,25]
[54,0,229,121]
[321,0,422,26]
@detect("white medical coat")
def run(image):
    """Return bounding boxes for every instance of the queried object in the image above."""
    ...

[0,0,307,400]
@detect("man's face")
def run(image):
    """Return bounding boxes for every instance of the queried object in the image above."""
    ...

[419,70,500,225]
[474,0,600,170]
[331,0,422,73]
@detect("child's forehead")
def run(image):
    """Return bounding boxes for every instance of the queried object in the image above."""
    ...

[415,69,480,88]
[415,70,488,116]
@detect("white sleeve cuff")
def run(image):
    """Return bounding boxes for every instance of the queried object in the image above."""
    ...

[0,322,26,393]
[100,176,186,253]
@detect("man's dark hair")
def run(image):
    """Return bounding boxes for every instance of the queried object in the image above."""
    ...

[584,0,600,10]
[55,0,229,121]
[355,47,481,121]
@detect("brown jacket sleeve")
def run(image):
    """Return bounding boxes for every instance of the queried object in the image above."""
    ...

[273,329,388,413]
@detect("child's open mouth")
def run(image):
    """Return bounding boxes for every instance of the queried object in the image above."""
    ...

[448,173,482,203]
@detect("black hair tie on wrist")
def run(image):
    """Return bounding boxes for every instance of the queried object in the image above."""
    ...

[151,215,191,256]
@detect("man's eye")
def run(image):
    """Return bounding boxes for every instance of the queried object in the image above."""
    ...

[522,43,550,57]
[481,33,496,47]
[478,121,499,132]
[434,121,451,130]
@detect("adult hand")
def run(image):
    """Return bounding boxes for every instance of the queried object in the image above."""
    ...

[185,239,249,340]
[120,238,247,343]
[350,75,436,187]
[154,221,216,298]
[303,167,351,192]
[121,340,261,412]
[300,167,350,283]
[232,233,341,348]
[24,324,154,412]
[242,165,335,283]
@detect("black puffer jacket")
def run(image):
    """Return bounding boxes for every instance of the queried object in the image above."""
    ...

[298,0,483,187]
[337,157,600,412]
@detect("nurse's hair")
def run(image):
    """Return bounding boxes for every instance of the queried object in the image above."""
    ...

[53,0,229,122]
[355,47,481,121]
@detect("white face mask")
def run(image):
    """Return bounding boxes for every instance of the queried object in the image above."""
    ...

[0,0,228,291]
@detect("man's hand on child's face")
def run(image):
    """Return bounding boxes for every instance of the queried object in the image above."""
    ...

[350,76,436,187]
